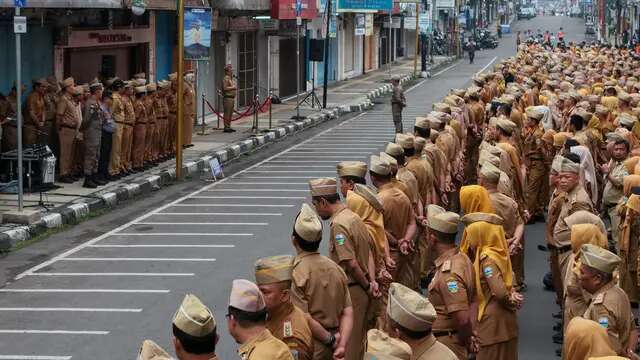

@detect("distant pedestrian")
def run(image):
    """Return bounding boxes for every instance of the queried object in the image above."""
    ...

[516,31,522,49]
[466,39,476,64]
[390,75,406,133]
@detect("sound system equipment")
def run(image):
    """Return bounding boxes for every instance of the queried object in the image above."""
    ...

[309,39,325,61]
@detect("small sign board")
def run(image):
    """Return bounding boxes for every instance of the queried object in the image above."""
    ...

[14,0,26,7]
[209,158,224,180]
[14,16,26,33]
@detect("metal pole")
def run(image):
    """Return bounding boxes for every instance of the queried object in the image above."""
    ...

[15,6,23,211]
[388,13,392,78]
[322,0,331,109]
[176,0,185,179]
[201,93,206,135]
[296,19,301,119]
[413,3,420,76]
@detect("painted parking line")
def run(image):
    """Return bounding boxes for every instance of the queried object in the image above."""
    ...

[89,244,234,248]
[112,231,255,235]
[62,257,216,262]
[0,356,72,360]
[0,307,142,312]
[28,273,194,277]
[0,330,109,335]
[0,289,170,293]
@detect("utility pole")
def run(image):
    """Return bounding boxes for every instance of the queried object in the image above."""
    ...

[14,5,24,211]
[176,0,185,179]
[322,0,331,109]
[413,3,420,76]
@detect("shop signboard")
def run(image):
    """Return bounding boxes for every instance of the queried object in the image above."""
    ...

[419,12,430,33]
[404,16,416,29]
[355,13,366,35]
[365,13,374,35]
[184,7,212,60]
[436,0,454,8]
[329,14,337,37]
[337,0,392,12]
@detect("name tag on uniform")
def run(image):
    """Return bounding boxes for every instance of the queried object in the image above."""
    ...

[283,321,293,338]
[593,293,604,305]
[442,260,451,272]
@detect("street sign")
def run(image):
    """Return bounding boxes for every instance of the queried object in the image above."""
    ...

[295,0,302,16]
[209,158,224,180]
[14,0,26,7]
[14,16,26,33]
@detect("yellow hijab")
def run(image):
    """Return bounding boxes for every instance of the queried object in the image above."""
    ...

[571,224,608,275]
[620,194,640,253]
[460,185,495,214]
[623,174,640,196]
[346,190,386,262]
[460,221,513,320]
[623,158,640,176]
[564,317,617,360]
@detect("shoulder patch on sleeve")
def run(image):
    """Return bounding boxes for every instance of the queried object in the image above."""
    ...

[598,316,609,329]
[483,266,494,278]
[446,279,459,293]
[442,260,451,272]
[335,233,346,246]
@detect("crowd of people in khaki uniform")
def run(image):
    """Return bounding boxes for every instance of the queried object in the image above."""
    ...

[134,41,640,360]
[0,71,197,189]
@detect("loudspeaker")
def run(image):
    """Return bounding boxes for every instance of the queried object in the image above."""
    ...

[309,39,325,61]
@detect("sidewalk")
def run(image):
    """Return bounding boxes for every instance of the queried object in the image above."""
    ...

[0,55,455,249]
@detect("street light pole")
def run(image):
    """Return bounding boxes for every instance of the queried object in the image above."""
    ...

[322,0,331,109]
[176,0,185,180]
[15,6,24,211]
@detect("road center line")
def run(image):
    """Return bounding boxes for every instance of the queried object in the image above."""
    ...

[205,188,309,192]
[133,221,267,225]
[189,195,304,199]
[112,232,255,235]
[476,56,498,75]
[0,356,72,360]
[155,212,281,216]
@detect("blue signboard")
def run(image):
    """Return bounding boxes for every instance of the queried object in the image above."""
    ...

[337,0,392,12]
[14,0,26,7]
[184,7,212,61]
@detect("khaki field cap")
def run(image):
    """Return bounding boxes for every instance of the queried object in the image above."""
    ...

[337,161,367,178]
[135,86,147,94]
[480,162,502,184]
[559,157,580,174]
[580,243,621,274]
[255,255,294,285]
[385,142,404,157]
[495,118,517,134]
[133,72,146,79]
[73,86,84,96]
[173,294,216,337]
[35,78,48,86]
[379,152,398,172]
[565,210,606,235]
[309,178,337,196]
[158,80,170,89]
[365,329,412,360]
[387,282,436,331]
[432,102,451,113]
[415,117,430,129]
[137,339,172,360]
[370,155,391,176]
[61,77,75,89]
[354,183,384,212]
[146,83,157,92]
[229,279,266,312]
[618,113,638,128]
[414,136,426,151]
[395,133,414,149]
[294,203,322,242]
[619,92,632,102]
[134,78,147,87]
[525,106,545,120]
[426,204,459,234]
[168,72,178,81]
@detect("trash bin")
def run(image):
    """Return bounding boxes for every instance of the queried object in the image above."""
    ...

[501,24,511,34]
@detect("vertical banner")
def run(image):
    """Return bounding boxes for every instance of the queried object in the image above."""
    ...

[329,15,337,37]
[355,14,366,35]
[365,13,374,36]
[184,7,212,60]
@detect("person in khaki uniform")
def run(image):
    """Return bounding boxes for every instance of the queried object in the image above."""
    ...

[227,279,294,360]
[183,72,196,145]
[2,85,21,152]
[143,82,158,165]
[153,81,168,160]
[137,339,172,360]
[43,77,59,150]
[290,203,353,360]
[494,118,526,217]
[56,77,81,183]
[369,155,416,288]
[365,328,412,360]
[552,156,594,290]
[222,64,237,133]
[562,317,618,360]
[464,89,485,184]
[309,178,376,360]
[167,73,178,155]
[24,78,47,146]
[171,294,220,360]
[579,244,638,357]
[601,139,630,245]
[80,80,105,189]
[387,282,457,360]
[109,79,125,178]
[157,80,171,159]
[424,205,474,360]
[255,255,313,360]
[131,86,148,171]
[522,106,548,221]
[120,82,136,173]
[479,163,526,290]
[391,75,406,134]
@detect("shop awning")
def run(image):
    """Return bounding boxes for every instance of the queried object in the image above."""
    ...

[214,0,271,14]
[0,0,210,9]
[270,0,317,19]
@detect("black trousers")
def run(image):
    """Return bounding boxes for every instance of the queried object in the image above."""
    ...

[98,130,113,177]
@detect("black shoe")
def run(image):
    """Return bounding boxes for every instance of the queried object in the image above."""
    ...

[552,332,563,344]
[58,176,74,184]
[553,322,562,332]
[552,311,562,319]
[106,174,119,182]
[83,177,98,189]
[93,175,107,186]
[223,128,235,133]
[632,302,639,309]
[555,348,562,357]
[543,272,555,291]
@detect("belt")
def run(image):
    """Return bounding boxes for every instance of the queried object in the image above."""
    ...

[433,330,458,337]
[136,122,147,125]
[115,121,126,125]
[548,244,571,254]
[60,124,77,129]
[223,95,235,99]
[157,117,168,120]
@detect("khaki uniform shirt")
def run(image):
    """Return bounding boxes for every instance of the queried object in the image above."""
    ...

[522,126,544,162]
[488,191,523,238]
[153,96,167,119]
[143,96,156,124]
[329,206,371,284]
[111,93,125,125]
[238,328,294,360]
[167,89,178,118]
[428,248,474,333]
[583,281,636,354]
[603,160,628,206]
[44,92,58,121]
[405,158,429,204]
[223,75,237,98]
[411,334,458,360]
[291,251,352,329]
[184,83,195,117]
[25,92,45,127]
[552,185,593,247]
[477,256,518,345]
[134,98,147,124]
[56,93,80,128]
[396,169,419,207]
[378,183,413,247]
[391,84,406,106]
[122,95,136,125]
[266,303,313,360]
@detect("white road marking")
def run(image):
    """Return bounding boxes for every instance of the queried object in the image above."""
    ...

[476,56,498,75]
[204,188,309,192]
[155,212,281,216]
[89,244,234,248]
[306,140,387,143]
[239,176,326,179]
[171,204,294,207]
[29,272,194,277]
[0,307,142,312]
[113,232,254,235]
[431,62,460,77]
[257,166,335,168]
[133,221,267,225]
[287,151,373,154]
[0,356,72,360]
[0,289,170,293]
[262,160,340,163]
[0,330,109,335]
[15,111,369,280]
[211,182,308,185]
[245,170,335,173]
[405,79,427,93]
[191,195,304,199]
[62,257,216,262]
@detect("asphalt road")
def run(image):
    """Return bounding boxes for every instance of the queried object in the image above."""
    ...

[0,15,588,360]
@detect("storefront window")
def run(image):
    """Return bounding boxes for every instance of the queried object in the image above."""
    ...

[238,32,257,107]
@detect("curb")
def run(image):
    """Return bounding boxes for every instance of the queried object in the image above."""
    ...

[0,57,456,250]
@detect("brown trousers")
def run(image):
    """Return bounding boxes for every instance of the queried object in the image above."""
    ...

[183,114,193,145]
[23,125,38,146]
[108,123,123,175]
[58,127,75,177]
[120,125,133,171]
[132,124,146,168]
[168,113,176,153]
[144,123,156,161]
[511,236,525,286]
[2,126,17,152]
[71,137,84,175]
[477,337,518,360]
[524,160,547,216]
[312,338,333,360]
[157,118,167,156]
[223,98,235,129]
[346,285,369,360]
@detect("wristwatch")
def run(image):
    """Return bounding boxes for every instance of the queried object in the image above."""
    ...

[325,333,336,347]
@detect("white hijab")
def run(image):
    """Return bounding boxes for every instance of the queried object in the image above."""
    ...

[570,145,598,206]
